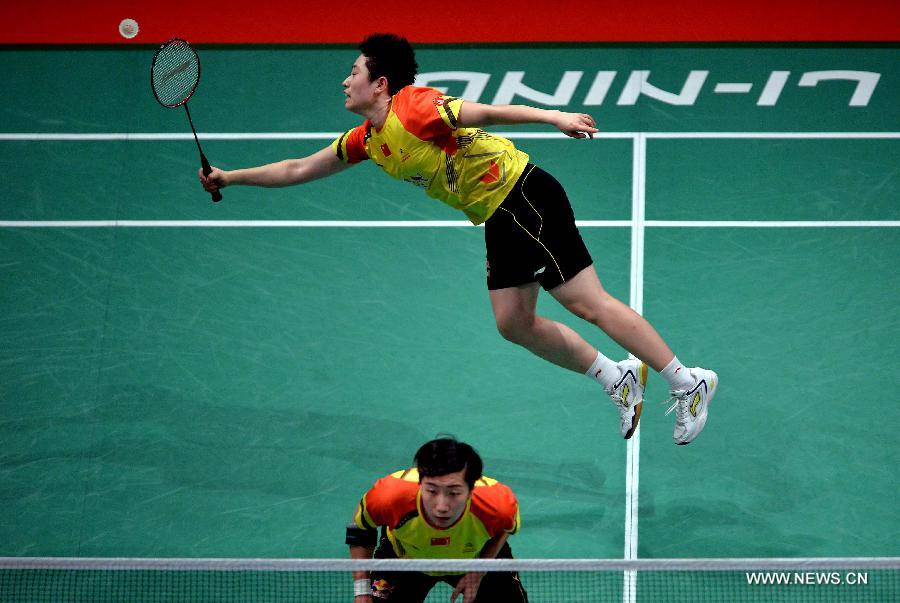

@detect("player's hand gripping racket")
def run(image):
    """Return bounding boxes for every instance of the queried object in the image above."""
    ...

[151,38,222,202]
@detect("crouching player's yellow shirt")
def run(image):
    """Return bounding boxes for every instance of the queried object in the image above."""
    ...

[332,86,529,225]
[353,468,520,574]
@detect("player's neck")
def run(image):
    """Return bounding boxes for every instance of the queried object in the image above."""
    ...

[362,96,391,130]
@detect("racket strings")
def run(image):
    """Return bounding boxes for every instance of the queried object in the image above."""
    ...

[151,41,200,107]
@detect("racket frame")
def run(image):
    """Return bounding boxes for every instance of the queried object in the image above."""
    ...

[151,38,222,202]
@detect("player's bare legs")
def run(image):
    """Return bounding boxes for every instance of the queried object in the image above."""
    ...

[489,282,597,373]
[549,265,673,371]
[490,278,648,438]
[489,266,672,374]
[550,265,719,444]
[489,265,716,443]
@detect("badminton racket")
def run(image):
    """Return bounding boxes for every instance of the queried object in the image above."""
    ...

[151,38,222,202]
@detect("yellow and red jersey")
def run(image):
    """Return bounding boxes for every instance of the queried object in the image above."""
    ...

[353,468,520,567]
[332,86,529,225]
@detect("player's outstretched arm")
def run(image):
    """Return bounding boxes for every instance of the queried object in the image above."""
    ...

[457,101,598,139]
[199,146,351,193]
[348,543,375,603]
[347,518,377,603]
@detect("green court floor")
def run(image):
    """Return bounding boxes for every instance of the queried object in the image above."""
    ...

[1,45,898,577]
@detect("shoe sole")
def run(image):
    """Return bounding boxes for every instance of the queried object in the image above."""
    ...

[676,373,717,445]
[624,362,648,440]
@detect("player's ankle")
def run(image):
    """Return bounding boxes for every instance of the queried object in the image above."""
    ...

[584,351,621,390]
[660,356,695,391]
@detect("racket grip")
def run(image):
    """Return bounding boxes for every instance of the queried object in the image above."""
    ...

[200,154,223,203]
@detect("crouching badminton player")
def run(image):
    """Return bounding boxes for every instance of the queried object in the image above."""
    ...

[345,438,528,602]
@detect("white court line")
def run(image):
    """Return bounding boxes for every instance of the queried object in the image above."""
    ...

[0,132,627,141]
[623,133,646,603]
[0,133,343,141]
[1,220,897,228]
[1,132,899,141]
[0,220,477,228]
[644,132,900,139]
[644,220,900,228]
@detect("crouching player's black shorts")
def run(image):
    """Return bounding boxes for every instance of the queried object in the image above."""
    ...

[485,164,593,291]
[370,534,528,602]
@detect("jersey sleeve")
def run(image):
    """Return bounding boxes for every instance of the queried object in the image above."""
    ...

[354,472,419,530]
[332,124,369,164]
[391,86,466,141]
[353,494,378,531]
[433,94,465,131]
[470,479,521,537]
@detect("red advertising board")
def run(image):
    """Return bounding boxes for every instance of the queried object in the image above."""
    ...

[1,0,898,44]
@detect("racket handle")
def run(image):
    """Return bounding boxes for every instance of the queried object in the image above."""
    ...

[200,154,223,203]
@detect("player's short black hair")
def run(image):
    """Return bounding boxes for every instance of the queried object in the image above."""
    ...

[359,33,418,95]
[414,437,483,490]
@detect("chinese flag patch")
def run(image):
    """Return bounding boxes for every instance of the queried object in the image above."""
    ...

[381,143,392,157]
[431,537,451,546]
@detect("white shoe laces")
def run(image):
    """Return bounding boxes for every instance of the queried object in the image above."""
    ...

[664,391,689,425]
[608,391,630,415]
[607,388,633,426]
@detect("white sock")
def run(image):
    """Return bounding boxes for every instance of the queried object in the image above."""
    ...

[585,351,621,390]
[660,356,695,391]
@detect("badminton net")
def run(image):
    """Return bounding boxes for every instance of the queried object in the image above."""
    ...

[1,556,897,602]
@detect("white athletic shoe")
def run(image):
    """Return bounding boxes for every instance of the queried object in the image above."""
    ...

[665,368,718,445]
[607,359,648,439]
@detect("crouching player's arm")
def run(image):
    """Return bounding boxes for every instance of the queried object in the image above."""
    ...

[347,523,377,602]
[451,532,510,603]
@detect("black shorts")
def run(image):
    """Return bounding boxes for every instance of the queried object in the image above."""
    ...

[370,536,529,602]
[485,164,593,291]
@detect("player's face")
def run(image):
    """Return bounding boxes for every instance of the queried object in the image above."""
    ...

[420,470,472,529]
[342,54,384,114]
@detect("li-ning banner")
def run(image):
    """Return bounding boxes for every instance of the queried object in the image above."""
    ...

[187,47,900,133]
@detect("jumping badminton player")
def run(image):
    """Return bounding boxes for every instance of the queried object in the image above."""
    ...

[199,33,718,444]
[345,438,527,602]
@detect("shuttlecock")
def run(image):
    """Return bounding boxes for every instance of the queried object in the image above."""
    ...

[119,18,139,39]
